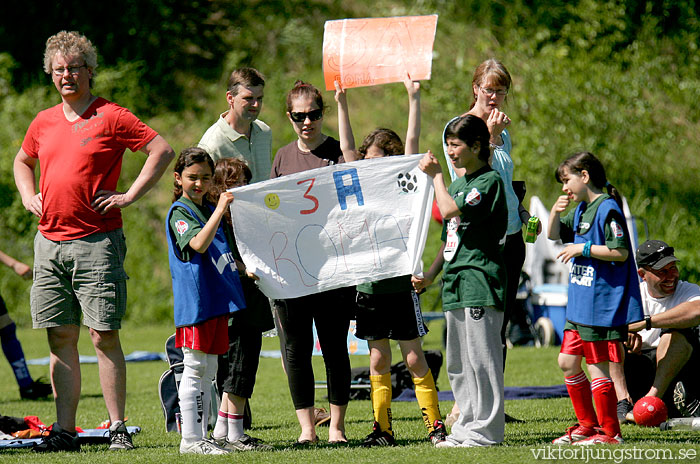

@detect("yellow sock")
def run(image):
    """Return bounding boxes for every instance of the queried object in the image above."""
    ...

[370,373,392,435]
[413,370,441,431]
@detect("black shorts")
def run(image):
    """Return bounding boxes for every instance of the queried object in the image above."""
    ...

[219,310,263,398]
[624,331,699,415]
[354,290,427,341]
[661,327,700,351]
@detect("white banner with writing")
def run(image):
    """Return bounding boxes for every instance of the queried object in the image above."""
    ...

[229,154,433,299]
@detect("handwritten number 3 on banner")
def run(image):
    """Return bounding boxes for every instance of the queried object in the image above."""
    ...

[297,178,319,215]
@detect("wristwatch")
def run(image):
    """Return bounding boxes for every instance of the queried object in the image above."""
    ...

[645,315,652,330]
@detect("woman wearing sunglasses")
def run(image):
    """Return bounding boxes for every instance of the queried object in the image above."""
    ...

[269,80,351,446]
[270,80,345,176]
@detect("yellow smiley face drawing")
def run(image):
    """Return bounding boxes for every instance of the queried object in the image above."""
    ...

[264,193,280,210]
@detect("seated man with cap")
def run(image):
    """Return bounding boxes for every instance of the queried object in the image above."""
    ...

[612,240,700,422]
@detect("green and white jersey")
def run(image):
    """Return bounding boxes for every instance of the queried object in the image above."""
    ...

[441,166,508,311]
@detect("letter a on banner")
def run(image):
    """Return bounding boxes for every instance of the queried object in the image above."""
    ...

[333,168,364,210]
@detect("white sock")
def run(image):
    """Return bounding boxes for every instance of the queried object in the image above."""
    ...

[179,348,208,442]
[227,414,245,442]
[212,410,228,439]
[200,354,218,437]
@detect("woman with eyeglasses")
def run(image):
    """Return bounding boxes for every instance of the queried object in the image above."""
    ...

[269,80,351,446]
[440,59,539,427]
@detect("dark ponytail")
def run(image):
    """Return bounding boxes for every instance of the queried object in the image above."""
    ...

[555,151,623,210]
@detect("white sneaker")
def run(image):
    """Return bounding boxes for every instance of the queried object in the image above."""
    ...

[108,420,134,450]
[435,438,479,448]
[574,434,624,445]
[180,438,230,454]
[435,440,457,448]
[457,441,479,448]
[552,424,597,444]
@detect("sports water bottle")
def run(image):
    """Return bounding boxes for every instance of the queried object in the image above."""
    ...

[660,417,700,431]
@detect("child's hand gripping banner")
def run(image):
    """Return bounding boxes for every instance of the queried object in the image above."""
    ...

[322,15,438,91]
[229,154,434,299]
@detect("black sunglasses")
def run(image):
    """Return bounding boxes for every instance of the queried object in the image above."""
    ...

[290,109,323,123]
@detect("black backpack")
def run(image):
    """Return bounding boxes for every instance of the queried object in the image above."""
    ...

[157,334,220,432]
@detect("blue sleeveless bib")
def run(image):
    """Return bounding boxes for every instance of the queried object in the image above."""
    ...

[566,198,643,327]
[166,200,245,327]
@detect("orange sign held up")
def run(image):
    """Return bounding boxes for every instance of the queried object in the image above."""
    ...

[322,15,438,91]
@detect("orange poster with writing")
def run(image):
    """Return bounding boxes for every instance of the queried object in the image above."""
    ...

[323,15,438,91]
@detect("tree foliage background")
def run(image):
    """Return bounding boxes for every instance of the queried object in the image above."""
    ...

[1,0,699,325]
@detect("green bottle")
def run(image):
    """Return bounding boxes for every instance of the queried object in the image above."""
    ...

[525,216,539,243]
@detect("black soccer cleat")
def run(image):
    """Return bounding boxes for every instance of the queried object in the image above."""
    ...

[33,423,80,453]
[361,421,395,447]
[429,419,447,445]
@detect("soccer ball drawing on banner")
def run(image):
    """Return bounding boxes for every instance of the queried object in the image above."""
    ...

[633,396,668,427]
[397,172,418,193]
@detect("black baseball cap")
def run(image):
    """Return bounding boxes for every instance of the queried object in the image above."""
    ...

[636,240,679,270]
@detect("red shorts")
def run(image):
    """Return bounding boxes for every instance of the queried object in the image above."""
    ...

[560,329,623,364]
[176,314,229,355]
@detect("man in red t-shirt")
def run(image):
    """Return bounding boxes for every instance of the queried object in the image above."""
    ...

[13,31,175,453]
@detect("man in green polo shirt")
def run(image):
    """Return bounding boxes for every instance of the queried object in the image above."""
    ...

[199,67,271,184]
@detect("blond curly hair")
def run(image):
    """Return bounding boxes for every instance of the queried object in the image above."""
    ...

[43,31,98,77]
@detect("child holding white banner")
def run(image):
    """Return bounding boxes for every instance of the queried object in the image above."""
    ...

[208,158,274,451]
[414,115,508,447]
[165,148,247,454]
[335,77,446,447]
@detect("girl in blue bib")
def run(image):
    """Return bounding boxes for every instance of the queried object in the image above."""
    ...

[547,151,643,445]
[166,147,246,454]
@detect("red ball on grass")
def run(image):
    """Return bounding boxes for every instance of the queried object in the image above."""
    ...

[633,396,668,427]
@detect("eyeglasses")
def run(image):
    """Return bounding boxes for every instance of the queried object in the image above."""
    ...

[479,86,508,97]
[52,64,87,76]
[290,109,323,123]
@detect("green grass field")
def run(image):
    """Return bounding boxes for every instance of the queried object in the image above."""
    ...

[0,321,697,463]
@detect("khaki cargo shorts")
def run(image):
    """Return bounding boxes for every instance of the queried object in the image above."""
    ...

[31,229,129,330]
